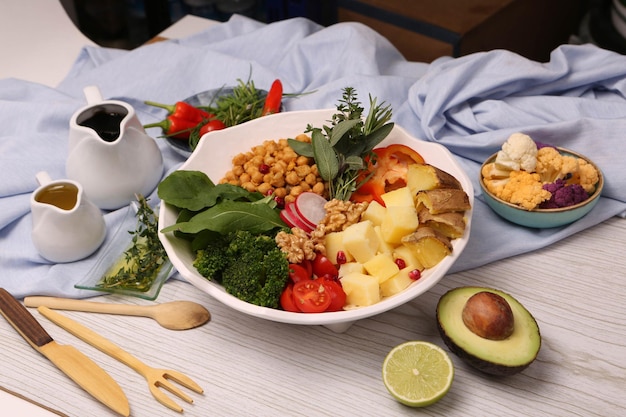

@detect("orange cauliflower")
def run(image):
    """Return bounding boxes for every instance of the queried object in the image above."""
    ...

[569,158,599,194]
[495,171,551,210]
[535,147,579,183]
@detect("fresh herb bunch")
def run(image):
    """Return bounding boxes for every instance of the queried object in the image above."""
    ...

[288,87,394,200]
[98,195,169,292]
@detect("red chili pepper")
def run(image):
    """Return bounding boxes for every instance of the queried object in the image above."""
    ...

[144,100,211,123]
[261,79,283,116]
[143,115,199,140]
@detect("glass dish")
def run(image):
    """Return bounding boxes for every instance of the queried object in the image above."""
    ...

[75,203,173,300]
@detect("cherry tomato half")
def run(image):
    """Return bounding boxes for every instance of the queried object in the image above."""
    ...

[280,284,300,312]
[312,254,339,279]
[292,279,332,313]
[199,119,226,135]
[288,264,311,284]
[319,278,346,312]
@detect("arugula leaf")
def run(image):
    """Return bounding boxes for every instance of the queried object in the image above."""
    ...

[161,200,286,235]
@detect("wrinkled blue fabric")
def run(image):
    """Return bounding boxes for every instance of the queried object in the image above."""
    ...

[1,15,624,299]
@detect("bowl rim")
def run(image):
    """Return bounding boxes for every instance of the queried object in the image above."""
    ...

[479,146,604,213]
[158,108,474,328]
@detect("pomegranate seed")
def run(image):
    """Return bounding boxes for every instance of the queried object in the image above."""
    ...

[259,164,270,174]
[336,251,347,265]
[274,196,285,209]
[265,188,274,196]
[408,269,421,281]
[394,258,406,269]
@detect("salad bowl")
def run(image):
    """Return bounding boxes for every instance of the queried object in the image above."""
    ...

[158,109,474,332]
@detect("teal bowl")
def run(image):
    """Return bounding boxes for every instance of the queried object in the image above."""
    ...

[479,148,604,228]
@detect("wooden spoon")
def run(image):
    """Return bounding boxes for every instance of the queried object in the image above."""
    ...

[23,297,210,330]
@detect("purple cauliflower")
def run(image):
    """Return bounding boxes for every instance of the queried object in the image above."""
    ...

[540,179,589,209]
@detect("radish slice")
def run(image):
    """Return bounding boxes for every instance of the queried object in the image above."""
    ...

[287,201,316,230]
[294,192,327,228]
[280,205,314,232]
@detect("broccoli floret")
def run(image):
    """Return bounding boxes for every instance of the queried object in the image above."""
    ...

[540,179,589,209]
[194,230,289,308]
[193,234,229,282]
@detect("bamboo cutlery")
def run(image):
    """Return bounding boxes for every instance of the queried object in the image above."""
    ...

[0,289,207,415]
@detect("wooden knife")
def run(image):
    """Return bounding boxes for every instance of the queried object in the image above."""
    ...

[0,288,130,417]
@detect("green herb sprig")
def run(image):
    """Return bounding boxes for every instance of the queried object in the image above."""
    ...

[287,87,394,201]
[97,195,168,292]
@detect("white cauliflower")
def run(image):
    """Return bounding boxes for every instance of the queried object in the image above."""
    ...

[495,133,538,172]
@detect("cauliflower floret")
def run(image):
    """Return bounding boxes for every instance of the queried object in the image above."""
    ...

[569,158,599,194]
[535,146,580,183]
[481,162,511,180]
[540,179,589,209]
[495,133,538,172]
[496,171,551,210]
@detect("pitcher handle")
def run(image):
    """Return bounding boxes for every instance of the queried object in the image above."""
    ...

[35,171,53,186]
[83,85,103,105]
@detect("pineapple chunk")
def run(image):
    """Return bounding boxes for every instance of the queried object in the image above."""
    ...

[381,186,415,207]
[362,200,386,226]
[324,231,354,264]
[374,226,394,254]
[363,252,400,283]
[380,267,416,297]
[339,262,365,276]
[342,220,379,263]
[393,245,424,271]
[380,206,419,244]
[340,272,381,307]
[401,227,452,268]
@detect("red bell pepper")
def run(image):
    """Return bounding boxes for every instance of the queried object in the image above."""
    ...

[350,144,425,205]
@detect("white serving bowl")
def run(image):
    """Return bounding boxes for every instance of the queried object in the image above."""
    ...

[158,109,474,332]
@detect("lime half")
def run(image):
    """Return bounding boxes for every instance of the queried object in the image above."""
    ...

[382,341,454,407]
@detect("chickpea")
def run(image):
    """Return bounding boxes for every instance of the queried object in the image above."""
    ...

[312,182,325,195]
[232,154,247,165]
[304,172,317,186]
[233,165,244,176]
[274,187,287,198]
[251,171,264,184]
[285,171,300,186]
[295,155,310,166]
[257,182,272,195]
[290,185,304,197]
[241,181,256,192]
[295,165,311,178]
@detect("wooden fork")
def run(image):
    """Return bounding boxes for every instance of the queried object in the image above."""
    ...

[37,306,204,413]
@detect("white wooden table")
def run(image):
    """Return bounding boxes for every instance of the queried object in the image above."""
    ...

[1,5,624,416]
[1,215,624,416]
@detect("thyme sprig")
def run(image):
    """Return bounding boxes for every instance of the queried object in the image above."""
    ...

[288,87,394,201]
[97,195,168,292]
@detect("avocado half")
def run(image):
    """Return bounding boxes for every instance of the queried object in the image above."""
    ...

[436,286,541,376]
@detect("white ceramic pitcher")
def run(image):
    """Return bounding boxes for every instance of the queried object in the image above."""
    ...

[31,172,106,263]
[66,86,163,210]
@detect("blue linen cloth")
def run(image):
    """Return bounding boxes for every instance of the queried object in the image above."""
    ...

[1,15,625,299]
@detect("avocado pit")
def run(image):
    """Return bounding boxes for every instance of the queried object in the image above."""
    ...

[462,291,514,340]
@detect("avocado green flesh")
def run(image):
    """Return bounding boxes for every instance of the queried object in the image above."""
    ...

[437,286,541,376]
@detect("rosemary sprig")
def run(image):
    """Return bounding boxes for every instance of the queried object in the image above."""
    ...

[97,195,168,292]
[288,87,394,201]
